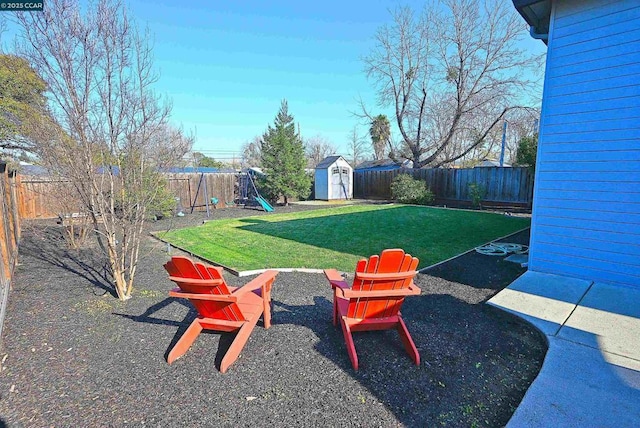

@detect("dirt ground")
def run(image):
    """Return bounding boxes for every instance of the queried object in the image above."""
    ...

[0,204,546,427]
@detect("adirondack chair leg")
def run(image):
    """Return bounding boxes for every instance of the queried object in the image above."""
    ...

[220,316,260,374]
[397,317,420,366]
[332,292,339,326]
[262,285,272,329]
[340,318,359,370]
[168,318,203,364]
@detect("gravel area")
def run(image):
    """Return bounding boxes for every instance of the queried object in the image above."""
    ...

[0,205,546,427]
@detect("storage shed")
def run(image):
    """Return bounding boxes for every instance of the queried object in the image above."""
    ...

[314,156,352,200]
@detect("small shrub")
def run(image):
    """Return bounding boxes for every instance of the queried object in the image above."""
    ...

[390,174,434,205]
[148,175,179,220]
[468,182,486,209]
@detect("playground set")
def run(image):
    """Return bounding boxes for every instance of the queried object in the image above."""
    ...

[183,170,274,218]
[236,170,274,212]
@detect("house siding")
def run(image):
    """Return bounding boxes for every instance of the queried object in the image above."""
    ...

[530,0,640,287]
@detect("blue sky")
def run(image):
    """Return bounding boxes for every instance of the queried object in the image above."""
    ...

[5,0,547,162]
[126,0,546,161]
[128,0,402,161]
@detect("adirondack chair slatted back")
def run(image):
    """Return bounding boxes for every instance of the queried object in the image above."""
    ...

[349,249,419,319]
[164,256,245,321]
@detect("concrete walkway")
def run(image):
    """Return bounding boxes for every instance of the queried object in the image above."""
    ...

[488,271,640,427]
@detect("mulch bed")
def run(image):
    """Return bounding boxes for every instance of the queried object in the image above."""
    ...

[0,205,546,427]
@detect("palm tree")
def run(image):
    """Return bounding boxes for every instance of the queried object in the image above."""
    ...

[369,114,390,160]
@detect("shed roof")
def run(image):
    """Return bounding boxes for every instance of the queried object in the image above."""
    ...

[315,155,344,169]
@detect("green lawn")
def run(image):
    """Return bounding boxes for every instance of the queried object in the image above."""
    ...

[156,204,530,273]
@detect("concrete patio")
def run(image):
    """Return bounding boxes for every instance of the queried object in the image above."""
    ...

[489,271,640,427]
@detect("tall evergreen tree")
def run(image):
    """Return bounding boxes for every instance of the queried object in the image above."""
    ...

[516,133,538,173]
[0,54,54,154]
[260,100,311,205]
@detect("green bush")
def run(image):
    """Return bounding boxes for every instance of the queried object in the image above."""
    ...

[390,174,434,205]
[516,134,538,172]
[147,175,179,220]
[468,182,486,209]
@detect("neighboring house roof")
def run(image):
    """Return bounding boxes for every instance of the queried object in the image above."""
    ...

[476,159,512,168]
[355,158,412,171]
[164,167,236,173]
[512,0,552,38]
[17,164,237,176]
[315,155,344,169]
[19,164,49,176]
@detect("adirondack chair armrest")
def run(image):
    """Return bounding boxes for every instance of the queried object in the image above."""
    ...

[167,277,225,287]
[169,287,238,302]
[324,269,349,290]
[338,283,421,299]
[232,270,278,298]
[354,271,418,282]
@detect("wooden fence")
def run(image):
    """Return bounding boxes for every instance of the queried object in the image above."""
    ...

[18,172,239,219]
[165,173,237,213]
[354,166,534,208]
[0,162,21,339]
[18,176,64,219]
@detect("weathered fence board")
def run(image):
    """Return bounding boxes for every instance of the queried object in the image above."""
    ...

[18,172,239,219]
[18,176,62,219]
[354,167,534,207]
[165,173,237,212]
[1,162,21,340]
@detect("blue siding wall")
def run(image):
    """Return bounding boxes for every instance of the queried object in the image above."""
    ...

[531,0,640,287]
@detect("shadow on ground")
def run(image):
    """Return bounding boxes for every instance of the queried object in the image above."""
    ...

[236,206,529,269]
[425,229,531,293]
[17,223,114,296]
[0,218,545,426]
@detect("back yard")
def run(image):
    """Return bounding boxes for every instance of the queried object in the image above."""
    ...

[0,204,546,426]
[156,204,530,273]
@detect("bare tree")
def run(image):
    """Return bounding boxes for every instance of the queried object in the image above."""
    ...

[305,134,337,168]
[361,0,540,168]
[241,136,262,168]
[504,108,540,164]
[150,124,194,170]
[346,126,369,167]
[16,0,192,300]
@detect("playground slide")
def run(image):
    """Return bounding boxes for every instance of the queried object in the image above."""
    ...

[255,195,275,212]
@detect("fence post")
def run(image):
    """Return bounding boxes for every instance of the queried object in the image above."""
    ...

[0,162,20,341]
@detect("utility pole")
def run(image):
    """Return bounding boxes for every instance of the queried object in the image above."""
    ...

[499,120,508,167]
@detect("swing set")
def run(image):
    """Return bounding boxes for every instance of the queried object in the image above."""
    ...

[236,170,274,212]
[181,170,275,218]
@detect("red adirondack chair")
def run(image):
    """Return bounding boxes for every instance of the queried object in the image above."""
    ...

[164,256,278,373]
[324,249,421,370]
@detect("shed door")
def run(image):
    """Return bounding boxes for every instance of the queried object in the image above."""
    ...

[331,167,349,199]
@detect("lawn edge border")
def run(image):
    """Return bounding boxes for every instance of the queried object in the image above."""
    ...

[418,226,531,274]
[150,231,326,277]
[150,231,242,276]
